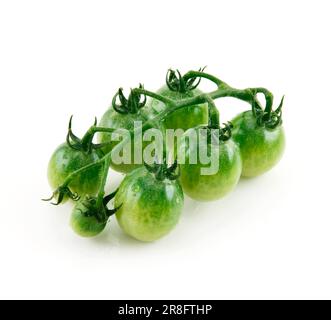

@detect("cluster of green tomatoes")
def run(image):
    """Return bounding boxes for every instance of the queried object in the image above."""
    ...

[44,69,285,242]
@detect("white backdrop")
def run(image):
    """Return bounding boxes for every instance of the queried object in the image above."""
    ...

[0,0,330,299]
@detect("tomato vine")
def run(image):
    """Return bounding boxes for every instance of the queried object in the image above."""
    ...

[44,69,285,240]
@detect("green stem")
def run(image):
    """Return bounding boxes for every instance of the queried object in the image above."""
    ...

[134,88,176,107]
[183,71,273,112]
[209,87,253,102]
[61,160,104,188]
[253,87,274,116]
[90,126,115,134]
[75,126,115,153]
[80,127,95,152]
[96,157,111,207]
[205,95,220,128]
[183,70,227,88]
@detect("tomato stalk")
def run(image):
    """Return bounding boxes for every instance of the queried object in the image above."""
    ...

[134,88,176,107]
[182,70,226,88]
[96,156,111,208]
[252,87,274,115]
[204,95,220,128]
[80,118,98,152]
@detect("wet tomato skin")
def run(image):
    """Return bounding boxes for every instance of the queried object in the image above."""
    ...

[47,143,102,201]
[179,128,242,201]
[115,167,184,242]
[231,111,285,178]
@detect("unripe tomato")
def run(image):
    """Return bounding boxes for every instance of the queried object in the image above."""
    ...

[47,143,102,201]
[231,111,285,177]
[179,127,242,201]
[115,166,184,242]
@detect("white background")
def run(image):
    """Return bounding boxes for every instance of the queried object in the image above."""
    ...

[0,0,330,300]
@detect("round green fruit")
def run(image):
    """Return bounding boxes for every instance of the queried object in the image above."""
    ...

[47,143,102,201]
[115,166,184,242]
[179,127,242,201]
[231,110,285,178]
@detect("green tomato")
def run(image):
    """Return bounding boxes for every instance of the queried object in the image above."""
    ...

[148,85,208,132]
[70,200,106,237]
[115,166,184,242]
[179,127,242,201]
[98,108,149,174]
[47,143,102,201]
[231,110,285,178]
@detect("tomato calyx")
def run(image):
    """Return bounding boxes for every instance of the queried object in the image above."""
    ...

[112,84,147,115]
[42,185,80,205]
[77,190,121,223]
[200,122,233,145]
[66,116,108,154]
[166,67,205,93]
[217,122,233,141]
[252,93,284,129]
[144,158,180,181]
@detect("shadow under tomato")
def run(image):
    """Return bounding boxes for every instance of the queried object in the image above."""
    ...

[90,219,157,248]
